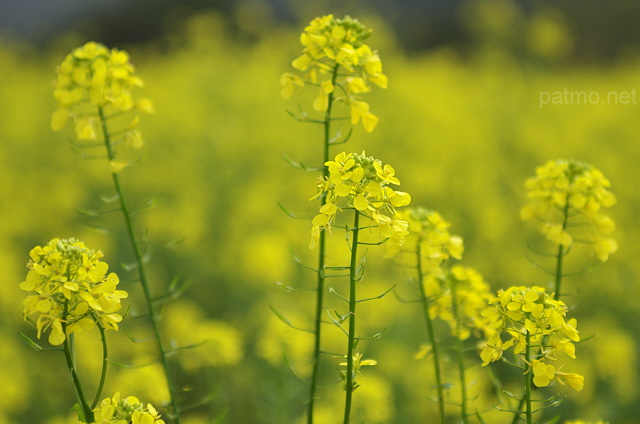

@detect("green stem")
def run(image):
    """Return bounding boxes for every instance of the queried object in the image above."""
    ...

[416,244,445,424]
[308,64,340,424]
[554,200,571,301]
[513,200,572,424]
[511,397,526,424]
[524,331,533,424]
[61,308,93,423]
[91,323,108,409]
[512,201,572,424]
[98,107,182,423]
[343,210,361,424]
[450,282,468,424]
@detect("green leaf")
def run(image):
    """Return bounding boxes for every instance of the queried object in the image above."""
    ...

[546,415,561,424]
[71,403,86,422]
[19,331,44,351]
[269,305,313,333]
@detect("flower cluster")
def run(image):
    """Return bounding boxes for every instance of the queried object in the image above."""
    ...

[19,238,127,345]
[521,159,617,262]
[426,265,493,340]
[396,207,464,269]
[564,421,609,424]
[281,15,388,132]
[310,152,411,250]
[480,286,584,391]
[51,41,153,146]
[94,392,165,424]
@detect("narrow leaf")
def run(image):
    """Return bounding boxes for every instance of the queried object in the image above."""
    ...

[269,305,313,334]
[19,331,44,351]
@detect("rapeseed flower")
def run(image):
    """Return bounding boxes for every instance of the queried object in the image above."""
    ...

[94,392,165,424]
[521,159,617,262]
[480,286,583,390]
[309,151,410,249]
[19,238,127,345]
[427,265,493,340]
[396,207,464,268]
[51,41,153,146]
[281,15,387,132]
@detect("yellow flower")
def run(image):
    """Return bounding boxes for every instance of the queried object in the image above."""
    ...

[280,72,304,99]
[480,285,584,391]
[480,335,504,366]
[282,15,387,132]
[531,359,556,387]
[522,159,617,262]
[52,41,152,144]
[94,392,165,423]
[313,79,334,111]
[428,265,494,340]
[396,207,465,268]
[310,151,410,249]
[556,372,585,391]
[20,238,127,345]
[373,162,400,185]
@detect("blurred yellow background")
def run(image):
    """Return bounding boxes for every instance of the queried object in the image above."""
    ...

[1,1,638,423]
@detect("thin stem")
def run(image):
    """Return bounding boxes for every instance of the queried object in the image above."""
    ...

[513,198,572,424]
[91,322,109,409]
[511,397,526,424]
[524,331,533,424]
[343,210,361,424]
[450,282,468,424]
[308,227,326,420]
[98,107,182,423]
[61,310,93,423]
[553,200,571,301]
[308,63,340,424]
[416,244,445,424]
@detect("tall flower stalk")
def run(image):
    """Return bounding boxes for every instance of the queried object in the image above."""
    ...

[506,158,618,422]
[394,208,495,422]
[342,209,361,424]
[310,151,411,423]
[281,15,388,423]
[397,208,463,422]
[19,238,127,422]
[51,42,183,423]
[481,286,584,423]
[431,266,493,423]
[394,208,492,423]
[521,158,618,300]
[416,242,446,423]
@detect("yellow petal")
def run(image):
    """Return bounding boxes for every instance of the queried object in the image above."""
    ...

[362,112,379,133]
[110,161,128,174]
[48,319,66,345]
[50,109,68,131]
[334,183,351,197]
[353,195,369,211]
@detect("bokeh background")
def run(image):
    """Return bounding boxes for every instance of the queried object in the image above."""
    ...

[1,0,639,423]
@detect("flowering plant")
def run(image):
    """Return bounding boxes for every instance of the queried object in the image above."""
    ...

[521,159,617,262]
[94,392,165,424]
[310,151,411,249]
[20,238,126,345]
[281,15,387,132]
